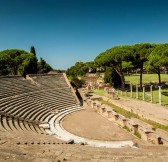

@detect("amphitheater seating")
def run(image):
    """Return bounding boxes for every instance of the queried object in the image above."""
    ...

[27,74,68,89]
[0,76,39,99]
[1,80,168,161]
[0,73,82,150]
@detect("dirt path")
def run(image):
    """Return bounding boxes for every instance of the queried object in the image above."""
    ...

[97,94,168,126]
[62,105,140,142]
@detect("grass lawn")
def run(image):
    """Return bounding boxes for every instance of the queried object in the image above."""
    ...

[93,89,105,96]
[123,73,168,107]
[117,87,168,108]
[93,74,168,107]
[125,74,168,84]
[93,87,168,107]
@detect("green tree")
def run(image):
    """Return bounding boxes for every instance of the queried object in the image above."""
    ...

[19,53,38,77]
[133,43,155,88]
[122,61,134,74]
[95,45,133,90]
[70,77,85,88]
[83,61,96,73]
[146,44,168,85]
[37,57,53,74]
[0,48,40,76]
[104,66,121,87]
[30,46,36,56]
[0,49,32,75]
[66,61,96,77]
[0,53,11,75]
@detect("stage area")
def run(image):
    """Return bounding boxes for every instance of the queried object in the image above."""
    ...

[62,106,139,142]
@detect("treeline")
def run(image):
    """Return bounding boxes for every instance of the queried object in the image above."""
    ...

[66,61,96,77]
[0,46,52,77]
[66,61,121,88]
[67,43,168,90]
[66,62,95,88]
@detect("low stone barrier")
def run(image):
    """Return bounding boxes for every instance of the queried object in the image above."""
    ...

[117,115,128,127]
[99,107,106,115]
[138,127,153,141]
[108,111,119,121]
[81,91,168,145]
[126,120,138,134]
[91,102,97,109]
[147,133,162,145]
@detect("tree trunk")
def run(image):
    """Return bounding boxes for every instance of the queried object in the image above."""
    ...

[115,65,125,90]
[140,62,143,90]
[13,66,18,75]
[120,73,125,90]
[158,68,161,86]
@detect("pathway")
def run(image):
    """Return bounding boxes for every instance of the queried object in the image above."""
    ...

[93,93,168,126]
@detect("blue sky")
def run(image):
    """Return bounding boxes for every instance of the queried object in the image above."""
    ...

[0,0,168,70]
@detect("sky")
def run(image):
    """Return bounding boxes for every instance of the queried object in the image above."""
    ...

[0,0,168,70]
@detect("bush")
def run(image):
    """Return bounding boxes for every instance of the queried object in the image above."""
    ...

[104,66,121,87]
[123,126,130,132]
[134,132,141,139]
[71,77,85,88]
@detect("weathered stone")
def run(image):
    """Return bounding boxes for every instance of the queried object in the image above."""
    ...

[133,142,139,148]
[78,142,85,145]
[67,139,74,144]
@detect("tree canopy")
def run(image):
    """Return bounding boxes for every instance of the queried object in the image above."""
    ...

[30,46,36,56]
[146,44,168,85]
[37,57,53,74]
[66,61,96,77]
[95,45,134,90]
[0,48,53,77]
[104,66,121,87]
[0,49,36,76]
[65,43,168,89]
[133,43,155,88]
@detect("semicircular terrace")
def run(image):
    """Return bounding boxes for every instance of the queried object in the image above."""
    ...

[51,108,136,148]
[0,74,137,149]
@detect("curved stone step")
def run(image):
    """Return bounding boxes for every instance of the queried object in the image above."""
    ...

[47,106,136,148]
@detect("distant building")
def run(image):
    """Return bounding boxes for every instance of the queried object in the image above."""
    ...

[82,73,104,90]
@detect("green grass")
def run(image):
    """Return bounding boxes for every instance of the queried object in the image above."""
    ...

[118,73,168,107]
[134,132,141,139]
[96,98,168,131]
[117,88,168,108]
[98,98,141,119]
[93,89,105,96]
[123,126,131,132]
[92,73,168,132]
[94,74,168,106]
[125,74,168,85]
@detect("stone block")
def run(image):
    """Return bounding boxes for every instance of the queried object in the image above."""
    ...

[127,120,138,134]
[107,110,119,121]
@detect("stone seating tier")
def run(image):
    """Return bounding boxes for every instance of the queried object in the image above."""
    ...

[0,74,83,155]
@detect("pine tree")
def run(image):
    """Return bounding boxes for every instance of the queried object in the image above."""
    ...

[30,46,36,56]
